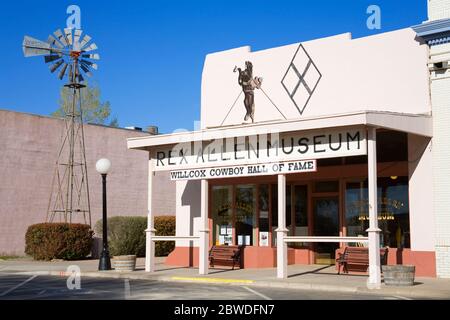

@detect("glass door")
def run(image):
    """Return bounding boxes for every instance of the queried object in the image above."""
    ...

[313,197,339,264]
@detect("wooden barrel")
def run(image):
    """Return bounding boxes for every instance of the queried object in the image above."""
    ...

[112,255,136,272]
[382,265,415,286]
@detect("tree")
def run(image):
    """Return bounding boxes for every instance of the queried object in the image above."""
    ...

[52,82,119,127]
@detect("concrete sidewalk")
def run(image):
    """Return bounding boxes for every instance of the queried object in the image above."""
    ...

[1,257,449,299]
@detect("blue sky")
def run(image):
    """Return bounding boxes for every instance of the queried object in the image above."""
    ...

[0,0,427,133]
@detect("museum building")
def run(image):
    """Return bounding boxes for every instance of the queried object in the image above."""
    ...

[127,0,450,283]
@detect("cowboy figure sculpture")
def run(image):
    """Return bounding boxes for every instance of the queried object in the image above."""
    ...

[234,61,263,123]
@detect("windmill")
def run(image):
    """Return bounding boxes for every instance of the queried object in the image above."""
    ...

[22,28,100,226]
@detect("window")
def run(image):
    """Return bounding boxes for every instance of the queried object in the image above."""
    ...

[235,185,257,246]
[259,185,270,247]
[345,177,410,248]
[211,186,233,246]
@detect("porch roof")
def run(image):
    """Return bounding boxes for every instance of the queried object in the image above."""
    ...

[127,110,432,151]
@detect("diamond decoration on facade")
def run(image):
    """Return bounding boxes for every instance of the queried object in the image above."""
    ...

[281,44,322,115]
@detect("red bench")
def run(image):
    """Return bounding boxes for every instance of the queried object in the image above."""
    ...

[336,247,388,274]
[209,245,242,270]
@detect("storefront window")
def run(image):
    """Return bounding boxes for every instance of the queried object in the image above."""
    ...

[258,185,270,247]
[235,185,257,246]
[271,184,293,246]
[294,185,308,234]
[345,177,410,248]
[271,185,278,246]
[212,186,233,246]
[292,185,308,248]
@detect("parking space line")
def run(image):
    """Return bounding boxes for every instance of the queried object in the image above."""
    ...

[171,276,254,284]
[0,275,38,297]
[242,286,272,300]
[124,279,131,300]
[392,295,413,300]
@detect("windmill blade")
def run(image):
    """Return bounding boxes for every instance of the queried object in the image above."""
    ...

[58,63,69,80]
[73,29,82,51]
[81,53,100,60]
[54,29,68,47]
[23,46,52,57]
[49,59,64,73]
[47,35,63,49]
[83,43,97,52]
[23,35,53,57]
[80,59,98,70]
[23,35,50,49]
[77,72,84,82]
[79,34,92,50]
[79,62,93,77]
[64,28,73,46]
[44,54,62,63]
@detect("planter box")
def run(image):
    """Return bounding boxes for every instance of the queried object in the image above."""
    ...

[382,265,415,286]
[112,255,137,272]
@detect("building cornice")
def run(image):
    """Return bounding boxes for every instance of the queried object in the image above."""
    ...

[412,18,450,46]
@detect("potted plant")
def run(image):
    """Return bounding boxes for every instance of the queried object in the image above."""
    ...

[95,216,146,272]
[112,254,137,272]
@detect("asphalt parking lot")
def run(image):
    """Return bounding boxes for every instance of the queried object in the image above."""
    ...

[0,273,416,300]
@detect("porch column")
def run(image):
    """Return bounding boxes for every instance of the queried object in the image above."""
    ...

[199,179,210,275]
[145,157,156,272]
[276,174,288,279]
[367,127,381,288]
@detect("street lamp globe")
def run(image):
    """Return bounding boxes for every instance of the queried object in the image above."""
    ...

[96,158,111,175]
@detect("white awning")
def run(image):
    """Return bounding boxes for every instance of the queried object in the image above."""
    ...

[127,110,432,151]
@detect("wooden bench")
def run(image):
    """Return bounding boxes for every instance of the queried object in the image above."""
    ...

[336,247,388,274]
[209,245,242,270]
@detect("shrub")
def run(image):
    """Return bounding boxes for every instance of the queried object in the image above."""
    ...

[154,216,176,257]
[95,216,146,256]
[94,216,175,257]
[25,223,93,261]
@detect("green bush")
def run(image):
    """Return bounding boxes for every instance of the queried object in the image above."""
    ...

[94,216,175,257]
[95,216,146,256]
[25,223,93,261]
[154,216,176,257]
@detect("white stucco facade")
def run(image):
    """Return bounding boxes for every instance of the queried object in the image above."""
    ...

[128,0,450,280]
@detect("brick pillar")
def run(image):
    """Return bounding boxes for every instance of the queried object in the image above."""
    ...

[427,0,450,278]
[428,0,450,21]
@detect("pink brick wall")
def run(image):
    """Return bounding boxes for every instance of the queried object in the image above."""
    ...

[0,110,175,255]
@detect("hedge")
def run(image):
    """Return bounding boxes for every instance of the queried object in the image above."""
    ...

[94,216,175,257]
[25,223,93,261]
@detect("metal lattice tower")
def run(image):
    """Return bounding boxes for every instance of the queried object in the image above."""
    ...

[22,28,100,225]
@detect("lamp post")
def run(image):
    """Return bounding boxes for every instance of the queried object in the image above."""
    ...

[96,158,112,271]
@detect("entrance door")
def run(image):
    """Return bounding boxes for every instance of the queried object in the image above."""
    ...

[313,197,339,265]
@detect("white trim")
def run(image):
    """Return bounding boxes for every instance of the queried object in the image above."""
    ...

[127,111,432,150]
[151,236,200,241]
[284,236,369,243]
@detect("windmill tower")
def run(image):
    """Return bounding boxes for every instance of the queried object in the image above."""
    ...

[22,28,100,226]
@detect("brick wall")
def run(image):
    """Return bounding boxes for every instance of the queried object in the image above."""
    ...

[428,0,450,20]
[428,0,450,278]
[0,110,175,256]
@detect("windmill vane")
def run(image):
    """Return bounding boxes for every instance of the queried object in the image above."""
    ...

[22,28,100,84]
